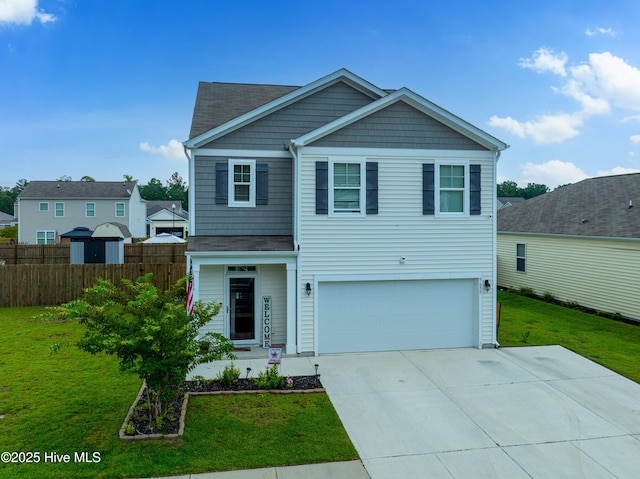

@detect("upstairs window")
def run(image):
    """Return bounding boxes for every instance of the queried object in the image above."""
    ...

[39,202,49,212]
[55,202,64,217]
[86,202,95,217]
[330,160,364,216]
[228,159,256,207]
[439,164,465,213]
[115,202,125,217]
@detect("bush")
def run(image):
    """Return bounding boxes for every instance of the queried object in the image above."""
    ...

[217,362,241,385]
[255,364,284,390]
[519,287,536,298]
[542,292,556,302]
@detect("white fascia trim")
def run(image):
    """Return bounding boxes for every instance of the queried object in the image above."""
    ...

[191,148,292,159]
[293,88,509,152]
[184,69,387,149]
[299,146,495,160]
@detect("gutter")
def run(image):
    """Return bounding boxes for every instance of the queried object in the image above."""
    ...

[288,140,302,354]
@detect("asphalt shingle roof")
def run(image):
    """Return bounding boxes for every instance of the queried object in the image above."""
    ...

[498,173,640,239]
[188,236,294,252]
[18,181,138,199]
[189,82,299,139]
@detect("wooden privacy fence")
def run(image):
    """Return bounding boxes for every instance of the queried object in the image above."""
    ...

[0,263,188,307]
[0,243,187,265]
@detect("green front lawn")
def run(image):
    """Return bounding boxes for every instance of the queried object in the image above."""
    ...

[498,291,640,383]
[0,308,357,479]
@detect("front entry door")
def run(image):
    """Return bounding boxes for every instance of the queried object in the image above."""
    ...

[229,277,256,341]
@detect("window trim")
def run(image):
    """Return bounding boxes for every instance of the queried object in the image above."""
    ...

[54,202,64,218]
[115,202,125,218]
[516,243,526,273]
[328,158,365,217]
[39,202,49,212]
[228,159,256,208]
[86,202,96,217]
[36,231,55,245]
[435,161,469,216]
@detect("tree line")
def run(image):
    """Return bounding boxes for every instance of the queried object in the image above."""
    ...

[0,173,188,216]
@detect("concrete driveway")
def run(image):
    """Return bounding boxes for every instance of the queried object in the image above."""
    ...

[191,346,640,478]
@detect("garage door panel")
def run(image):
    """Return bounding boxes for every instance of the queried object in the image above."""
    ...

[318,279,477,354]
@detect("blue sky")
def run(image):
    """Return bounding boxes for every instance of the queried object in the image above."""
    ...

[1,0,640,190]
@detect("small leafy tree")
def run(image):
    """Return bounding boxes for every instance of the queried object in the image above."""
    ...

[47,274,235,426]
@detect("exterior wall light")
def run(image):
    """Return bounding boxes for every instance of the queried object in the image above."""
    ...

[484,279,491,292]
[306,282,312,296]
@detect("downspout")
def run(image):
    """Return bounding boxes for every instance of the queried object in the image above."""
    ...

[288,140,302,354]
[492,150,501,348]
[183,143,195,241]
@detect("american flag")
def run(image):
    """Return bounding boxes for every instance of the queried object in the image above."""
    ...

[186,260,194,315]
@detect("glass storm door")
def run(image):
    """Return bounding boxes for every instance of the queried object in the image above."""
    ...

[229,277,256,341]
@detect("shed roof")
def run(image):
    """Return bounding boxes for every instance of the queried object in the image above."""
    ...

[498,173,640,239]
[19,181,137,199]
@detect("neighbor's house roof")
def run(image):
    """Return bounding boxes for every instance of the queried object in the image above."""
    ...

[146,201,189,220]
[498,173,640,239]
[18,181,138,199]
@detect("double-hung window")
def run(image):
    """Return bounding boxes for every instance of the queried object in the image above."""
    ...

[115,202,125,217]
[330,160,364,216]
[438,164,466,214]
[39,202,49,212]
[55,202,64,217]
[516,243,526,272]
[228,159,256,207]
[86,202,95,217]
[36,231,55,245]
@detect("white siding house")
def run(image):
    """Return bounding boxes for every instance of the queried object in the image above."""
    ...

[184,69,508,355]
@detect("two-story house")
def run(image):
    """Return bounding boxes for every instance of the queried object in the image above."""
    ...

[184,69,508,355]
[17,181,147,244]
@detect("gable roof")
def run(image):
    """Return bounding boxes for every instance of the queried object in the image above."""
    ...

[498,173,640,239]
[292,88,508,152]
[146,200,188,219]
[185,68,387,149]
[18,181,138,200]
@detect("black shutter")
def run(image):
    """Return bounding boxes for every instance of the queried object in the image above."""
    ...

[422,164,435,215]
[316,161,328,214]
[470,164,481,215]
[256,163,268,205]
[366,162,378,214]
[215,162,228,204]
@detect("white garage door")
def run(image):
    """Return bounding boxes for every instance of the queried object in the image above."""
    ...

[318,279,477,354]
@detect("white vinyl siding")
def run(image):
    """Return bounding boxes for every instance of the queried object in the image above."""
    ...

[198,265,225,335]
[259,265,287,346]
[299,149,496,353]
[498,234,640,321]
[55,202,64,217]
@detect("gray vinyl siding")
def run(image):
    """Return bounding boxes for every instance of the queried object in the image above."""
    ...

[311,101,488,150]
[194,155,293,235]
[200,81,376,150]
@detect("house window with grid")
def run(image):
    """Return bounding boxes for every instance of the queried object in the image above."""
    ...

[115,202,125,217]
[516,243,526,272]
[36,231,55,245]
[86,202,95,217]
[439,164,465,213]
[55,202,64,217]
[39,202,49,212]
[228,159,256,207]
[331,161,364,215]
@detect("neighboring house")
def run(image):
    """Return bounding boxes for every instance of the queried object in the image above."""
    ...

[498,173,640,320]
[0,211,16,229]
[498,196,526,210]
[17,181,147,244]
[146,201,189,238]
[183,68,508,355]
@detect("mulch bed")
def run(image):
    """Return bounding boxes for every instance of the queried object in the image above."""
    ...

[124,376,324,438]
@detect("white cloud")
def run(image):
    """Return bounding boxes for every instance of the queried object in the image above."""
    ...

[585,27,617,37]
[556,79,611,115]
[140,139,185,160]
[519,47,568,77]
[596,166,640,176]
[489,112,582,144]
[631,135,640,144]
[520,160,588,187]
[0,0,56,25]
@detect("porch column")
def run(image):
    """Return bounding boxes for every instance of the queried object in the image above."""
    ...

[286,262,297,354]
